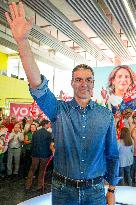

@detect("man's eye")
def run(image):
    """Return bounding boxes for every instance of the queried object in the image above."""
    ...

[75,78,81,82]
[86,78,91,82]
[86,78,93,83]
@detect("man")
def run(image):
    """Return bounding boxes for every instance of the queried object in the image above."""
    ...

[7,122,24,176]
[25,120,53,190]
[5,2,119,204]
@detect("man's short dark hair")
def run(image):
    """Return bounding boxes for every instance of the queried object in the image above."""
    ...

[40,119,50,127]
[72,64,94,79]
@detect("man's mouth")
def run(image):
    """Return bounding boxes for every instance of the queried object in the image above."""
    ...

[80,89,88,92]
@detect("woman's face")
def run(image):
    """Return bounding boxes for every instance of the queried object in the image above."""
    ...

[112,68,132,95]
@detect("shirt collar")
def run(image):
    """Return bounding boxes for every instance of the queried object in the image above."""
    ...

[69,98,95,110]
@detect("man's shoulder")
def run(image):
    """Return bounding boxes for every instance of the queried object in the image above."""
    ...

[36,128,51,135]
[94,102,113,116]
[35,127,45,133]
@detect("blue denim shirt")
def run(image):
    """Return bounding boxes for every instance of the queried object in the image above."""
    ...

[30,75,120,186]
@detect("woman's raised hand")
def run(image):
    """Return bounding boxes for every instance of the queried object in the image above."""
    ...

[5,2,33,44]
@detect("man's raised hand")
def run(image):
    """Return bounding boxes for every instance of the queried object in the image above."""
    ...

[5,2,33,44]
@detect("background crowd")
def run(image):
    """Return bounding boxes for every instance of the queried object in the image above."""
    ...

[0,110,136,189]
[0,114,54,192]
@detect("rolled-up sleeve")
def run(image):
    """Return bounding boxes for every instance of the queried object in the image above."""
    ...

[29,74,58,121]
[29,75,49,99]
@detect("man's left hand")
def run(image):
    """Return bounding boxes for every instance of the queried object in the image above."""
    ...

[106,191,115,205]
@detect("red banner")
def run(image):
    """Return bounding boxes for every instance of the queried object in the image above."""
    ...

[10,102,43,121]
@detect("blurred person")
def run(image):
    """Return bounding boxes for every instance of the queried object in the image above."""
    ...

[2,116,17,133]
[131,113,136,184]
[0,108,4,122]
[6,3,120,204]
[33,119,40,129]
[130,111,136,132]
[118,127,134,186]
[8,116,17,133]
[46,121,52,133]
[22,117,27,129]
[0,125,9,178]
[23,123,37,178]
[7,122,24,176]
[1,116,11,132]
[18,120,24,133]
[25,120,53,191]
[24,117,33,133]
[121,109,133,129]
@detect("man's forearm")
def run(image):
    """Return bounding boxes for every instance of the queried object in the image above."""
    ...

[18,40,41,88]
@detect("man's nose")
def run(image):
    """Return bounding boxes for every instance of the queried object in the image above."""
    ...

[81,79,87,86]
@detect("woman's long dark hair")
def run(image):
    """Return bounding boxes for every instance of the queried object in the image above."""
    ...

[120,127,133,146]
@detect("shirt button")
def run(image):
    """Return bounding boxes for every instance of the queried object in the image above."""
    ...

[82,115,85,117]
[81,172,83,174]
[82,137,86,139]
[81,159,85,162]
[83,125,85,128]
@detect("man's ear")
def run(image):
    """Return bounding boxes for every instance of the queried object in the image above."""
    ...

[71,80,73,88]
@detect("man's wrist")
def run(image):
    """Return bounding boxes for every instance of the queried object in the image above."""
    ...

[108,188,115,193]
[108,185,116,193]
[18,40,30,56]
[108,185,116,190]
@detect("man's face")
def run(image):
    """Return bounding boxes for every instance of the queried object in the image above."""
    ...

[46,122,50,129]
[27,118,33,124]
[30,124,37,132]
[71,69,94,100]
[11,117,16,124]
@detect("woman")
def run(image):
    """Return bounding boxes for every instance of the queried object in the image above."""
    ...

[108,65,135,111]
[118,127,134,186]
[102,65,136,112]
[23,123,37,178]
[101,65,136,130]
